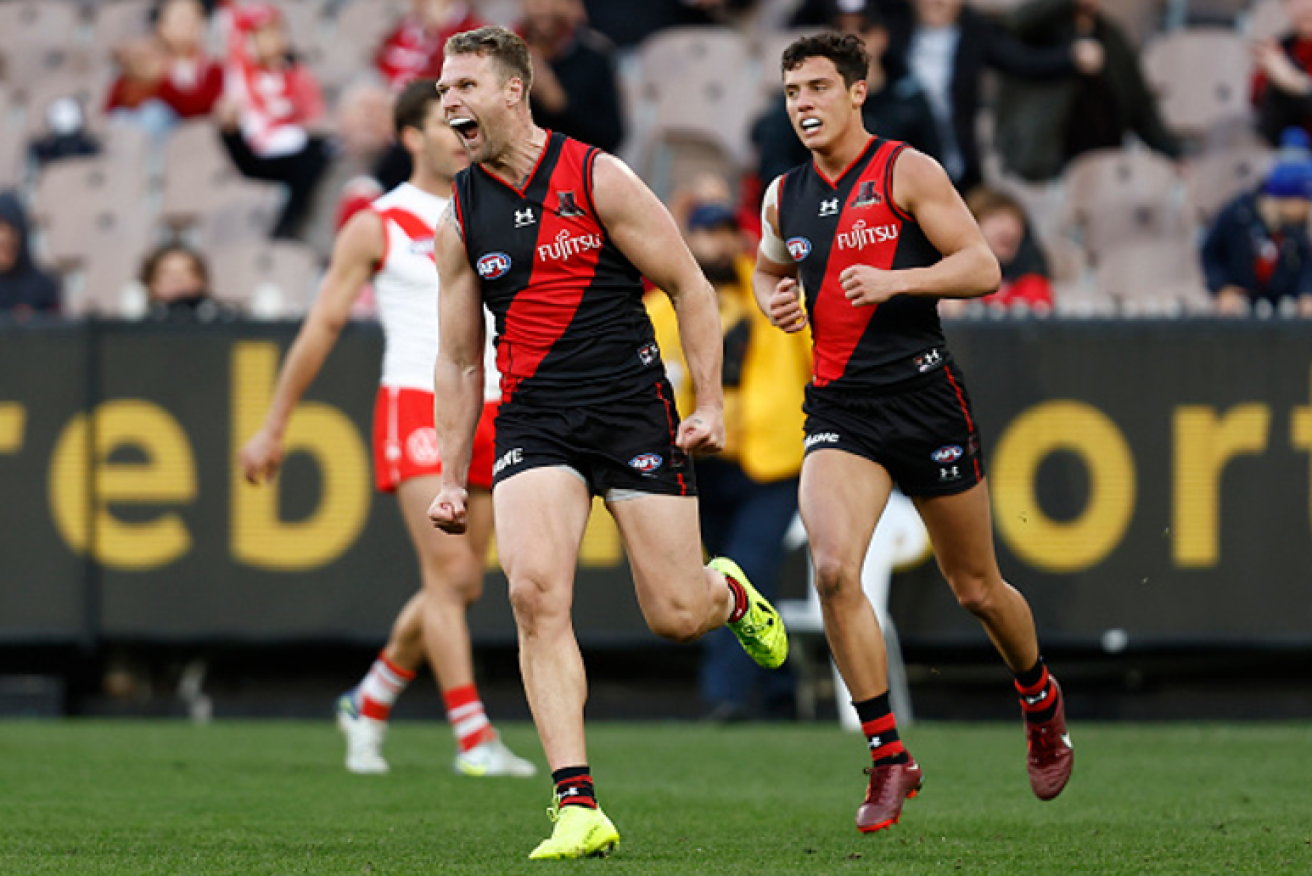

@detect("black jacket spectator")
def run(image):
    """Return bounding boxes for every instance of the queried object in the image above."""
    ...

[528,27,625,154]
[1201,154,1312,318]
[994,0,1180,182]
[877,0,1079,192]
[0,191,60,318]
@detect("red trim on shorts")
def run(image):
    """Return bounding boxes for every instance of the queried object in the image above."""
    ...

[653,380,687,495]
[943,365,980,481]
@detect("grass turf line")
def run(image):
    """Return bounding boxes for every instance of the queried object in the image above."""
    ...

[0,721,1309,874]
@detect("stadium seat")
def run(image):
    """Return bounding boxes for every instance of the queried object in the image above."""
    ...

[329,0,406,60]
[0,44,97,107]
[69,208,158,318]
[0,85,22,190]
[1185,145,1274,223]
[1143,28,1254,139]
[162,119,244,228]
[1249,0,1289,41]
[1094,236,1212,316]
[1064,148,1190,261]
[89,0,154,62]
[209,239,321,318]
[1101,0,1167,47]
[195,182,284,251]
[636,27,758,199]
[33,154,151,269]
[0,1,84,53]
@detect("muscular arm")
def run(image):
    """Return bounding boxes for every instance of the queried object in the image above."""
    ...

[837,149,1000,309]
[590,153,725,452]
[429,204,486,531]
[889,149,1001,300]
[238,210,381,482]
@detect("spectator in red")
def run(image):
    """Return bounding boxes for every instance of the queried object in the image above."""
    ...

[942,187,1053,316]
[218,1,329,239]
[1253,0,1312,146]
[105,0,224,140]
[517,0,624,153]
[375,0,485,92]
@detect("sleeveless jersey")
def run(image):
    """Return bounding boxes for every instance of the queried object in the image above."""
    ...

[777,137,947,391]
[370,182,498,400]
[452,132,660,407]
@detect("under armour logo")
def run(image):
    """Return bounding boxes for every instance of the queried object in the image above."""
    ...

[1024,690,1049,706]
[914,349,942,372]
[868,736,882,749]
[819,198,840,217]
[939,466,960,481]
[515,208,536,228]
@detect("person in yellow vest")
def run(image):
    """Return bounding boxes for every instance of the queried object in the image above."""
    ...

[648,201,813,721]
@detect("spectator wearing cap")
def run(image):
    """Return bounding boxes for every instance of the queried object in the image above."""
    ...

[217,1,329,240]
[1200,141,1312,317]
[993,0,1180,183]
[518,0,625,154]
[646,201,811,722]
[755,0,941,185]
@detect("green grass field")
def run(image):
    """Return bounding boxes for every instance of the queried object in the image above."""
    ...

[1,720,1309,874]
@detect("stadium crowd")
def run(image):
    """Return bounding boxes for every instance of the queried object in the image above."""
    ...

[0,0,1310,322]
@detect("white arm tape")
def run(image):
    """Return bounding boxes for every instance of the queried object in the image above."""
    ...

[757,177,791,264]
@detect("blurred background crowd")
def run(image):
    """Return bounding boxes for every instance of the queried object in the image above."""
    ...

[2,0,1312,324]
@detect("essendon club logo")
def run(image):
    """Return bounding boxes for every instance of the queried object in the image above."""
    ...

[556,190,586,217]
[854,180,882,207]
[476,251,512,279]
[787,236,811,261]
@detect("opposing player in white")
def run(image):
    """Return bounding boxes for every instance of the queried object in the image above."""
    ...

[239,78,533,779]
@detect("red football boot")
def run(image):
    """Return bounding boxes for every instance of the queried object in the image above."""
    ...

[1025,679,1074,800]
[855,756,923,833]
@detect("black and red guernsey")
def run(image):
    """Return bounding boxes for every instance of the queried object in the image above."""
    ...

[777,137,947,391]
[452,131,660,407]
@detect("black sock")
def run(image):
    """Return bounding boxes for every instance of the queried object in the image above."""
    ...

[552,765,597,809]
[853,692,908,766]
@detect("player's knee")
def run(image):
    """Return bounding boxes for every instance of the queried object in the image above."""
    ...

[506,572,563,630]
[811,553,862,604]
[949,572,998,618]
[649,612,703,644]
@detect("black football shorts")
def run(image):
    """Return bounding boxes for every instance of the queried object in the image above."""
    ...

[492,377,697,498]
[803,365,985,497]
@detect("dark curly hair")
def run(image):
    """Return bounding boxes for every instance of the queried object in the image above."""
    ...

[780,32,870,89]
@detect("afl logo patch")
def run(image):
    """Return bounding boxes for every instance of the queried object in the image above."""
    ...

[932,445,963,464]
[477,252,512,279]
[628,453,663,473]
[786,237,811,261]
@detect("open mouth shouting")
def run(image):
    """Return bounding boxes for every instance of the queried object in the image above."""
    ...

[449,116,480,145]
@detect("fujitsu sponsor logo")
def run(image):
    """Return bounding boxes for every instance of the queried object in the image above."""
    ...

[537,228,603,262]
[836,219,898,251]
